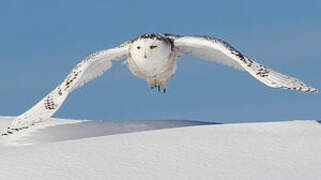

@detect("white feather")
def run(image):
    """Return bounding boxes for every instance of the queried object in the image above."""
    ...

[6,45,129,133]
[171,35,318,93]
[3,33,317,135]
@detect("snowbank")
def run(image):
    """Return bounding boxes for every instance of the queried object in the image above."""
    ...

[0,117,320,180]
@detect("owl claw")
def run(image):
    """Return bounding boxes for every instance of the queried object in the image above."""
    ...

[147,79,167,94]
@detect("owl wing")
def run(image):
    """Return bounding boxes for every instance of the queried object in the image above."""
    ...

[3,43,129,135]
[166,34,318,93]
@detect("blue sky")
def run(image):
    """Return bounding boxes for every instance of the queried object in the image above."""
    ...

[0,0,320,123]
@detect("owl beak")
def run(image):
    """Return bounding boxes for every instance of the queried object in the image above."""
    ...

[144,51,147,59]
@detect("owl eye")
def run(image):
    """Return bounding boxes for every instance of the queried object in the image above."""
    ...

[150,45,158,49]
[137,46,141,50]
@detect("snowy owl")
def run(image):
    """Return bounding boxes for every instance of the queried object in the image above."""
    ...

[2,33,318,135]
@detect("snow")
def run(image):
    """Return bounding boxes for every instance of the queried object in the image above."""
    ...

[1,116,321,180]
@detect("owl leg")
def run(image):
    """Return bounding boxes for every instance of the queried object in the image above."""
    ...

[147,79,167,94]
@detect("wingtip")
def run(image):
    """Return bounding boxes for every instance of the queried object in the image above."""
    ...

[301,87,318,93]
[1,126,30,136]
[278,86,318,93]
[309,88,319,93]
[1,129,13,136]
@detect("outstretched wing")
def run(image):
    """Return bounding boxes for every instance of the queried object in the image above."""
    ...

[167,34,318,93]
[3,44,129,135]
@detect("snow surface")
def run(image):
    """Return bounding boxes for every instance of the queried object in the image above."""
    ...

[1,116,321,180]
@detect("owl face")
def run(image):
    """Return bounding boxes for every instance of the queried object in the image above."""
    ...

[129,37,172,62]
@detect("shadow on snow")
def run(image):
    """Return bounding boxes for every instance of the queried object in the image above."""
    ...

[18,120,221,145]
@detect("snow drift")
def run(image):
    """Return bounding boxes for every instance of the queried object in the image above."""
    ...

[1,116,320,180]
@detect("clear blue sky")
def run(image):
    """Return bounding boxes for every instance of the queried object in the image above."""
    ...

[0,0,320,123]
